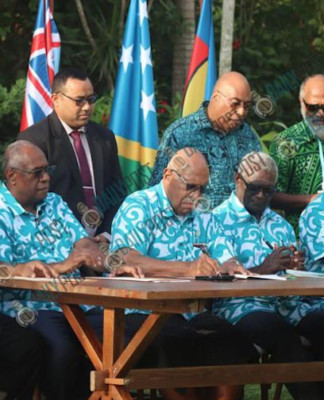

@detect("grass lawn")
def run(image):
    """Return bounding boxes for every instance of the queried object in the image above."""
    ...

[141,385,294,399]
[244,384,293,399]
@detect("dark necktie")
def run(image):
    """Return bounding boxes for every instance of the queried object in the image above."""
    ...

[70,131,95,208]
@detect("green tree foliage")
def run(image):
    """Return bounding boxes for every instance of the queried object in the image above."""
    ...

[1,0,324,142]
[230,0,324,135]
[0,79,25,141]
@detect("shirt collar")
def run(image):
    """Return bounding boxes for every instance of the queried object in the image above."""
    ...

[59,118,86,135]
[0,182,47,217]
[228,191,274,223]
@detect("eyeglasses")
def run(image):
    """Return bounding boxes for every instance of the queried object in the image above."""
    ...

[239,174,277,196]
[303,99,324,113]
[171,169,207,193]
[217,90,252,110]
[11,165,56,179]
[58,92,98,106]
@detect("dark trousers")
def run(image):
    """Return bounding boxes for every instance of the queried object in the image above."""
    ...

[236,311,322,400]
[298,311,324,359]
[0,313,43,400]
[31,308,103,400]
[124,313,258,368]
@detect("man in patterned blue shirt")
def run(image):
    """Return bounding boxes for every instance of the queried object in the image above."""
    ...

[285,192,324,368]
[149,72,262,209]
[111,148,257,400]
[213,151,322,400]
[0,261,55,400]
[0,141,142,400]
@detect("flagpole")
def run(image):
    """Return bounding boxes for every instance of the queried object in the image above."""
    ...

[50,0,54,14]
[219,0,236,75]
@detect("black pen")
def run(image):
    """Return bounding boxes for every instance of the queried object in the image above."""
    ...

[265,240,274,250]
[193,243,211,257]
[193,243,222,277]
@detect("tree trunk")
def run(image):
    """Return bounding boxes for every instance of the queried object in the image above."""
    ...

[172,0,195,99]
[219,0,236,76]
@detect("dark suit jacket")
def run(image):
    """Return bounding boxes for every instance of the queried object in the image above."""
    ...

[18,111,123,234]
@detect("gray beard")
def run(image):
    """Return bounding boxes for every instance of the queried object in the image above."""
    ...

[301,109,324,140]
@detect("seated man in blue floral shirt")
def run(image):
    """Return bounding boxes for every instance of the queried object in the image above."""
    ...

[0,261,55,400]
[0,141,141,400]
[287,192,324,365]
[111,148,258,400]
[149,72,261,209]
[213,151,323,400]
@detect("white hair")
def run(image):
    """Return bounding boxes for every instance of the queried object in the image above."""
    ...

[238,152,278,183]
[3,141,42,173]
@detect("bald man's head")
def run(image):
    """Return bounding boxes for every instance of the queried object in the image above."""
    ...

[300,75,324,139]
[167,148,209,176]
[207,71,251,134]
[163,148,209,215]
[214,71,251,95]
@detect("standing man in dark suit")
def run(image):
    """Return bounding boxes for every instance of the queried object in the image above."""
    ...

[19,68,123,241]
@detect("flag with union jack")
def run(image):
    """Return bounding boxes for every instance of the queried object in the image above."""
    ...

[20,0,61,131]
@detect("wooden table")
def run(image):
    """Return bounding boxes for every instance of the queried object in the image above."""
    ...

[4,277,324,400]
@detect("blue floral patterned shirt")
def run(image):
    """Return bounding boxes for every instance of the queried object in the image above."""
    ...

[149,102,262,209]
[212,192,297,325]
[300,192,324,272]
[279,193,324,326]
[111,181,234,318]
[0,183,91,316]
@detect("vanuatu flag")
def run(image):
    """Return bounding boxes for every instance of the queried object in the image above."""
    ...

[182,0,217,117]
[109,0,158,191]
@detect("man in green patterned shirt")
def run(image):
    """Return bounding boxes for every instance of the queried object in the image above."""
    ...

[270,75,324,235]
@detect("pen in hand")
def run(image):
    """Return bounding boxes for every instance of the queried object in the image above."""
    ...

[265,240,274,250]
[193,243,221,276]
[193,243,211,257]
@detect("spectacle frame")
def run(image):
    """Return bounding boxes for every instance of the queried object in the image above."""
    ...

[11,165,57,179]
[303,99,324,113]
[239,174,277,196]
[217,90,252,110]
[58,92,98,106]
[171,169,207,193]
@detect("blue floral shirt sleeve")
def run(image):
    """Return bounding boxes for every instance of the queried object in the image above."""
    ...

[111,192,153,256]
[299,192,324,271]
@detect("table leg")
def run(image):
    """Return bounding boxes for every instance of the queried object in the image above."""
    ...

[89,391,104,400]
[104,311,171,400]
[103,309,125,399]
[61,304,103,369]
[111,386,134,400]
[113,312,171,378]
[61,305,171,400]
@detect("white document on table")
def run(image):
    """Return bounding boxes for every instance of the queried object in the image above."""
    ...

[285,269,324,278]
[234,274,287,281]
[86,277,192,283]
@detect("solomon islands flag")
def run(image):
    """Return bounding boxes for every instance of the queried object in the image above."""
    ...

[109,0,158,191]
